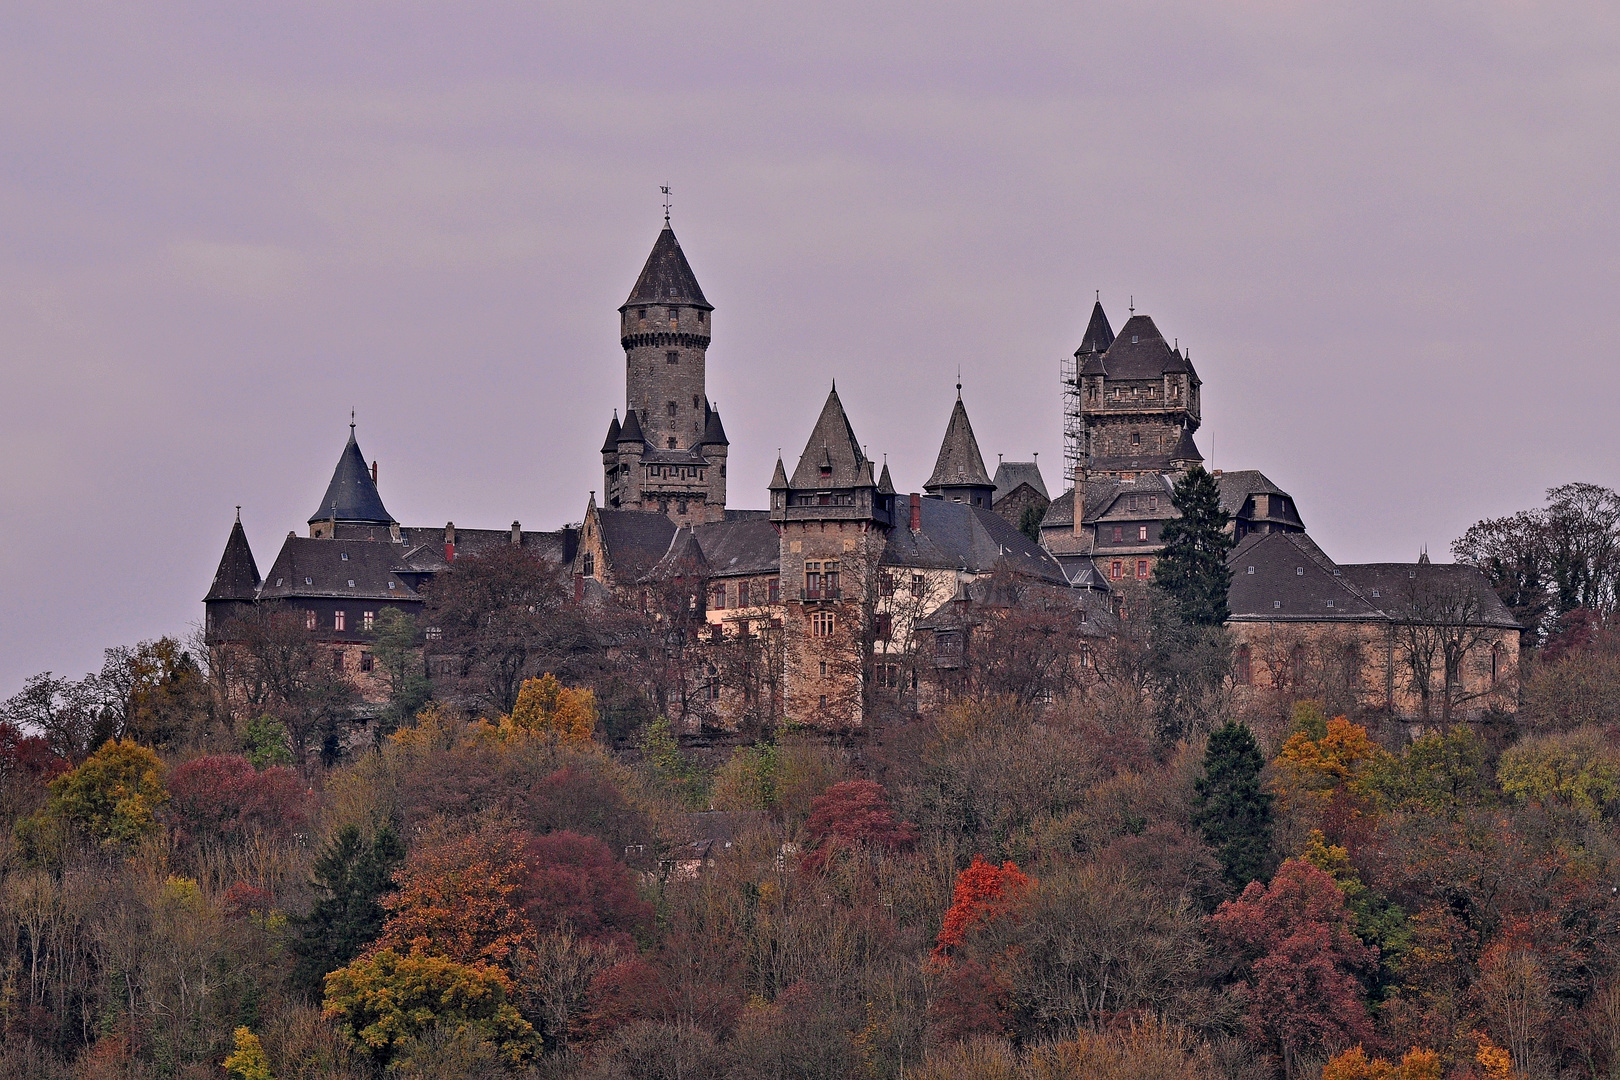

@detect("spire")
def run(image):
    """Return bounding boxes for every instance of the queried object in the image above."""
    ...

[308,425,394,526]
[204,516,260,601]
[700,402,729,446]
[621,225,712,311]
[601,413,622,453]
[924,396,993,492]
[789,385,867,489]
[618,408,645,445]
[1075,299,1115,356]
[1169,426,1204,467]
[769,454,789,491]
[877,460,896,495]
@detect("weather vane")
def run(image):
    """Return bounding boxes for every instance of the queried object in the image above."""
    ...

[661,186,671,225]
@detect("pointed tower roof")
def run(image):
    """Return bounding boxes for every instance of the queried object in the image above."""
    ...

[1170,426,1204,466]
[877,460,896,495]
[618,408,646,445]
[790,386,868,489]
[924,396,993,492]
[1076,300,1115,356]
[621,226,712,311]
[700,403,729,446]
[769,455,789,491]
[601,414,621,453]
[1096,315,1190,380]
[204,515,261,601]
[308,426,394,526]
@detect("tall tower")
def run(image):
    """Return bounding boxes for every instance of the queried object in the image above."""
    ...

[601,223,729,525]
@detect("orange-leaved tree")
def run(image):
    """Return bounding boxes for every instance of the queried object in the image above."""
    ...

[1322,1045,1441,1080]
[507,673,597,744]
[933,855,1033,959]
[373,826,532,965]
[1274,716,1392,812]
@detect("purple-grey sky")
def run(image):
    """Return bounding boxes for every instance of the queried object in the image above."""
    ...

[3,3,1618,694]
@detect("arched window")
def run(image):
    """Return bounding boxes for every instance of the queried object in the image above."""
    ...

[1491,642,1503,686]
[1233,645,1252,686]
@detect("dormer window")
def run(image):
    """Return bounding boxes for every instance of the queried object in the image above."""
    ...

[304,577,313,586]
[1247,566,1254,575]
[1296,567,1304,576]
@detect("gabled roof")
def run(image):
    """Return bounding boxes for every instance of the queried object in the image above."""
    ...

[701,404,729,446]
[1226,532,1381,621]
[691,517,780,579]
[1075,300,1115,356]
[1093,315,1197,381]
[621,226,712,311]
[204,518,260,601]
[594,509,679,581]
[789,386,869,489]
[924,396,993,492]
[1337,563,1520,629]
[308,427,395,526]
[601,414,621,454]
[650,526,709,579]
[884,498,1068,584]
[992,461,1048,501]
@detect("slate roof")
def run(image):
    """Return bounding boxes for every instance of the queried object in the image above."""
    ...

[885,497,1068,584]
[1216,470,1304,529]
[701,405,729,447]
[1075,300,1115,356]
[204,518,261,601]
[1338,564,1520,628]
[618,409,645,445]
[257,537,421,601]
[1170,427,1203,463]
[992,461,1049,501]
[1091,315,1198,381]
[918,575,1116,635]
[1041,476,1174,529]
[691,517,780,578]
[308,428,395,526]
[789,386,870,489]
[601,415,621,453]
[877,461,897,495]
[621,226,712,311]
[595,509,679,581]
[924,396,993,491]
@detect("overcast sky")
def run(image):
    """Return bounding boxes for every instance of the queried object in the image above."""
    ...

[2,2,1618,694]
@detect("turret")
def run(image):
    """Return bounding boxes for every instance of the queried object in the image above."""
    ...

[308,423,395,537]
[923,390,996,509]
[618,224,713,455]
[203,510,260,641]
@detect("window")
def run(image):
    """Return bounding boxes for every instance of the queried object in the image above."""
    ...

[1290,645,1306,684]
[1136,559,1149,579]
[333,651,345,671]
[638,307,647,321]
[711,624,724,645]
[1234,645,1252,685]
[363,611,375,631]
[1296,566,1304,576]
[1274,600,1282,609]
[388,581,396,590]
[1138,525,1148,541]
[1149,496,1158,510]
[667,439,677,449]
[1344,645,1359,689]
[693,395,700,408]
[879,571,895,596]
[912,574,925,594]
[360,653,374,673]
[1326,599,1334,608]
[667,400,678,416]
[811,611,835,636]
[711,585,726,610]
[874,613,893,640]
[805,561,821,596]
[1131,431,1140,446]
[583,551,595,577]
[341,551,349,561]
[276,578,283,587]
[768,577,780,603]
[1491,643,1503,685]
[738,581,751,607]
[669,310,679,329]
[347,579,355,588]
[1111,560,1123,579]
[819,660,827,677]
[425,625,442,641]
[819,695,828,711]
[1113,526,1124,542]
[334,610,346,631]
[304,577,313,586]
[1246,565,1255,575]
[306,610,317,631]
[666,350,678,364]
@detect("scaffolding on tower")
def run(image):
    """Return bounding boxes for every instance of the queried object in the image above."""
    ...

[1061,349,1084,488]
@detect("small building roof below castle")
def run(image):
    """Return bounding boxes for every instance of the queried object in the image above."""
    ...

[992,460,1048,501]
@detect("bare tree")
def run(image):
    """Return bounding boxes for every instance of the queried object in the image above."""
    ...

[1391,569,1498,723]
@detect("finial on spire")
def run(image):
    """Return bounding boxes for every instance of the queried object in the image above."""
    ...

[661,185,671,226]
[235,505,241,522]
[350,408,355,432]
[956,366,962,399]
[1129,295,1135,314]
[1095,289,1099,303]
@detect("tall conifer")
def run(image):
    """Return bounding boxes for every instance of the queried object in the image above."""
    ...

[1153,464,1234,625]
[1192,720,1274,889]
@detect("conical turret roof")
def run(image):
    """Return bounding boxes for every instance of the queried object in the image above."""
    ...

[877,461,896,495]
[308,427,394,526]
[618,408,646,445]
[1170,426,1204,465]
[769,456,789,490]
[790,385,869,489]
[621,226,712,311]
[601,414,621,453]
[924,396,993,492]
[1075,300,1115,356]
[701,404,729,446]
[204,516,261,601]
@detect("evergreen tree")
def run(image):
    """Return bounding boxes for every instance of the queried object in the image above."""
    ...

[1191,720,1274,889]
[291,823,405,997]
[1152,465,1234,625]
[1017,502,1044,546]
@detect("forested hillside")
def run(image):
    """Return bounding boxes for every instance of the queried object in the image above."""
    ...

[5,484,1620,1080]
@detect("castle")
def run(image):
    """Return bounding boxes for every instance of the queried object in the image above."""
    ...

[206,220,1522,730]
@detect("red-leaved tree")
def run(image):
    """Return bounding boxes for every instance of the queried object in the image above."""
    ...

[933,855,1033,959]
[1210,858,1377,1077]
[164,754,309,849]
[801,780,917,870]
[520,830,651,949]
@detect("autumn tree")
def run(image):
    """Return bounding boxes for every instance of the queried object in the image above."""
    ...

[371,607,430,735]
[374,826,533,966]
[17,738,168,852]
[1210,858,1377,1077]
[163,754,309,851]
[508,673,597,743]
[1191,720,1274,889]
[519,830,650,948]
[322,949,538,1066]
[934,855,1033,958]
[800,779,917,870]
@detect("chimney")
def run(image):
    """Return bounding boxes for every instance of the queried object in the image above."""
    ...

[444,521,456,563]
[510,520,522,545]
[1073,464,1086,539]
[909,492,921,532]
[371,460,379,484]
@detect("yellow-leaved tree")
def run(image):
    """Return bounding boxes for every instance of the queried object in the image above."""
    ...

[1273,715,1392,812]
[506,674,597,744]
[18,738,168,851]
[222,1027,275,1080]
